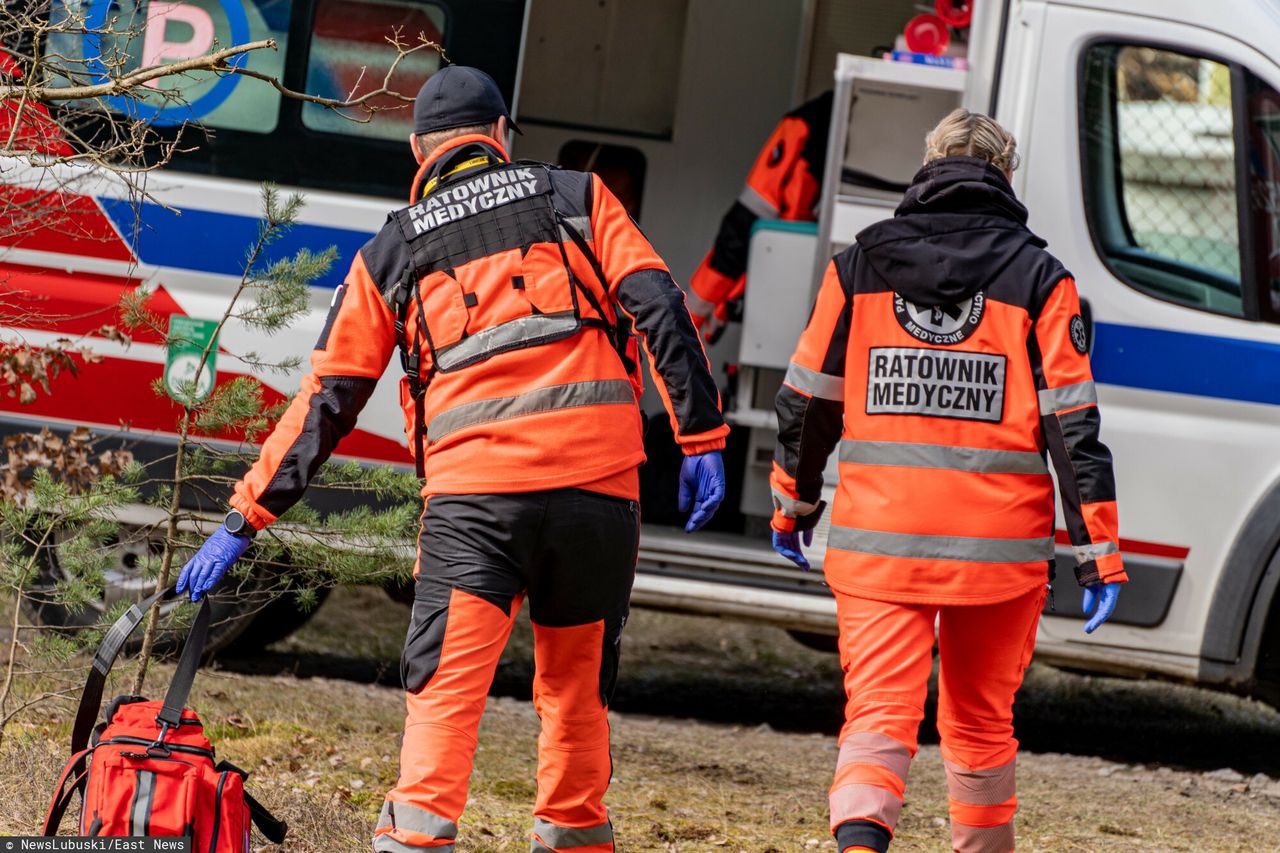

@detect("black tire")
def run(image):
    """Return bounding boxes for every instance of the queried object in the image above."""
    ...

[383,577,414,606]
[23,525,260,655]
[220,585,331,654]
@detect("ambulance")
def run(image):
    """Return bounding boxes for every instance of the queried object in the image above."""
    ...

[5,0,1280,704]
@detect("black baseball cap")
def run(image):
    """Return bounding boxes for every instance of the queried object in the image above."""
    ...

[413,65,522,135]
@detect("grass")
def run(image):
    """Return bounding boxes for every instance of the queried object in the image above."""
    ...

[4,587,1280,850]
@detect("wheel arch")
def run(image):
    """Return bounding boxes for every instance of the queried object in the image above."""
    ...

[1199,475,1280,692]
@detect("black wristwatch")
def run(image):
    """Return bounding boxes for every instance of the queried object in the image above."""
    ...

[223,510,256,540]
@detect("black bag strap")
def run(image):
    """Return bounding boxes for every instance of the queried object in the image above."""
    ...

[245,790,289,844]
[555,212,638,374]
[214,759,289,844]
[71,590,211,753]
[392,262,433,478]
[70,588,167,754]
[155,596,212,729]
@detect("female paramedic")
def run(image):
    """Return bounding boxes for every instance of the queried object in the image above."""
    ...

[768,109,1128,853]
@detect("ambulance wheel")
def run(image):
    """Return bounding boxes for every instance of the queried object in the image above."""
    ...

[23,525,259,655]
[220,584,331,653]
[787,629,839,653]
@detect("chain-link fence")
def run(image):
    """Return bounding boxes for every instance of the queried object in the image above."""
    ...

[1113,46,1239,282]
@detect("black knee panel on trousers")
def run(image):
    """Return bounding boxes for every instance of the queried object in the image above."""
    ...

[405,489,639,698]
[401,571,519,693]
[401,575,452,693]
[835,819,892,853]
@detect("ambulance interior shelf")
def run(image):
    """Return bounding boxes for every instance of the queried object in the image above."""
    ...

[726,55,970,528]
[731,54,969,421]
[816,55,967,269]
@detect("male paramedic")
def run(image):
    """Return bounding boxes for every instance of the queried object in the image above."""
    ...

[176,66,729,853]
[687,90,832,343]
[769,109,1127,852]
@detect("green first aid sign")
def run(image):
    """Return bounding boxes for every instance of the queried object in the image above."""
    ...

[165,316,219,404]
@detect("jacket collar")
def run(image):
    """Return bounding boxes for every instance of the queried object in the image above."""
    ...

[410,134,511,203]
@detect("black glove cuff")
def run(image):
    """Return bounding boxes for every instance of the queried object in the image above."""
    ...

[792,500,827,533]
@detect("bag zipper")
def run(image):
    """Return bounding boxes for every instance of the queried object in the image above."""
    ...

[101,735,215,759]
[209,771,230,850]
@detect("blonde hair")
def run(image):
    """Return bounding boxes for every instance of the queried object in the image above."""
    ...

[924,108,1020,173]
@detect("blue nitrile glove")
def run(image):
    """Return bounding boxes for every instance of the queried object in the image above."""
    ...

[176,526,252,602]
[1082,582,1122,634]
[773,528,814,571]
[678,450,726,533]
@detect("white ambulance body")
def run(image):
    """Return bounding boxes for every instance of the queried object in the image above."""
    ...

[4,0,1280,701]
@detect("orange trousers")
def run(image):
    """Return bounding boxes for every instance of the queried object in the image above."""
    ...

[373,490,636,853]
[830,587,1045,853]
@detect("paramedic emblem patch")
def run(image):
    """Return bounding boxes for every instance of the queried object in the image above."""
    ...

[1070,314,1088,354]
[866,346,1006,423]
[893,292,985,345]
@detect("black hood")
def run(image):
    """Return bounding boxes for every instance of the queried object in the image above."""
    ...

[855,156,1046,306]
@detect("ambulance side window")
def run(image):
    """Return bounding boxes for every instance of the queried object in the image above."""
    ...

[300,0,448,142]
[1081,44,1244,317]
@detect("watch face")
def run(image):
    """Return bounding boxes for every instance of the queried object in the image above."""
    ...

[225,511,248,535]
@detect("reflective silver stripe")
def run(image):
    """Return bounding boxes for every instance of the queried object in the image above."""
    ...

[129,770,155,835]
[376,800,458,840]
[839,731,912,781]
[951,821,1015,853]
[685,289,716,318]
[1037,380,1097,415]
[532,818,614,849]
[944,758,1016,806]
[436,312,580,372]
[428,379,635,442]
[1073,540,1119,565]
[373,835,455,853]
[839,439,1048,475]
[737,184,779,218]
[829,526,1055,563]
[829,782,903,829]
[784,361,844,401]
[771,488,819,518]
[559,215,593,242]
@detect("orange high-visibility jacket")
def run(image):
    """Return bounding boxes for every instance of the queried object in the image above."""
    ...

[771,157,1126,605]
[231,135,727,528]
[687,92,832,332]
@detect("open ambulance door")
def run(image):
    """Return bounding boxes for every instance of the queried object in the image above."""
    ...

[731,55,967,567]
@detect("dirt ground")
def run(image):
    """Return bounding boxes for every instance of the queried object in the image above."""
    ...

[5,586,1280,852]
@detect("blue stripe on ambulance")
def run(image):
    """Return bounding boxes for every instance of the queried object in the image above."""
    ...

[94,199,1280,408]
[98,197,370,286]
[1092,322,1280,406]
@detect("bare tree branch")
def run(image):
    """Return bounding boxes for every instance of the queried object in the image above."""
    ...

[0,39,279,102]
[215,31,440,119]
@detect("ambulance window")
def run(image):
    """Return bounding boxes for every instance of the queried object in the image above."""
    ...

[1243,71,1280,324]
[48,0,290,134]
[301,0,447,141]
[1081,44,1244,317]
